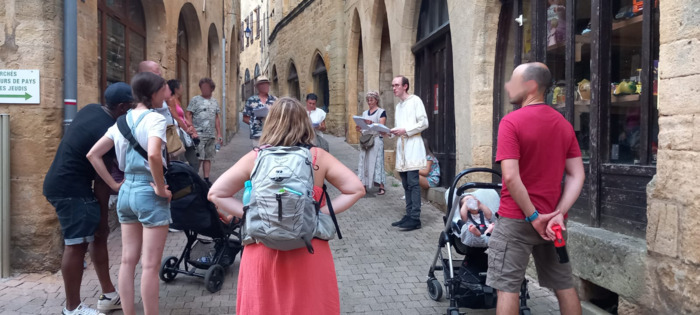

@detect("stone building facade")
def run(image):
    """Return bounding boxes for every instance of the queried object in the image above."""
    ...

[0,0,240,272]
[265,0,700,313]
[238,0,269,105]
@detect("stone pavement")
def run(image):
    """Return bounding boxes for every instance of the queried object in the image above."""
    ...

[0,119,561,314]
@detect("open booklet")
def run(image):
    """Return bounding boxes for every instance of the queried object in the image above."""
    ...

[252,106,269,118]
[352,116,392,133]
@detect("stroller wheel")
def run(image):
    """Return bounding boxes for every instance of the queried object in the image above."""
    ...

[520,308,531,315]
[205,264,225,293]
[159,256,179,282]
[427,278,443,301]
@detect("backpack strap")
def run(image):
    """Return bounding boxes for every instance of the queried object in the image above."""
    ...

[320,184,342,240]
[116,111,168,173]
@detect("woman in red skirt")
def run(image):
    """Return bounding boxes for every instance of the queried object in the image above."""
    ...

[209,97,365,314]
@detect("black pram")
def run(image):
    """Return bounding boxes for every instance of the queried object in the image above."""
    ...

[426,168,531,315]
[158,161,242,293]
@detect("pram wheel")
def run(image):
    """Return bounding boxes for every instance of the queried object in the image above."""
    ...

[159,256,179,282]
[204,264,225,293]
[520,308,531,315]
[427,278,443,301]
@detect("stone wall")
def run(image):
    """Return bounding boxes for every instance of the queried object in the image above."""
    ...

[0,0,239,272]
[266,0,346,135]
[639,2,700,313]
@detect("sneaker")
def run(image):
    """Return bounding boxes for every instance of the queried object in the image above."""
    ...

[63,303,105,315]
[391,216,409,227]
[397,218,421,231]
[168,228,181,233]
[97,292,122,312]
[400,195,405,200]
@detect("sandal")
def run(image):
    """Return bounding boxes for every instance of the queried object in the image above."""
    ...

[377,188,386,195]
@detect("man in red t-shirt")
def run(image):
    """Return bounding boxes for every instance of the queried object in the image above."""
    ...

[487,62,585,315]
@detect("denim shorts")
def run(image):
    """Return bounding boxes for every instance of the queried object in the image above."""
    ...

[47,196,100,245]
[117,173,171,227]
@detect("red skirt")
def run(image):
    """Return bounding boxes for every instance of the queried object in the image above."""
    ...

[236,239,340,314]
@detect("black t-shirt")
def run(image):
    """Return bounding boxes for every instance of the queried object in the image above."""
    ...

[43,104,116,198]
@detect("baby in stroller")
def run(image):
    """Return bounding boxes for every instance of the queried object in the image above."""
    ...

[457,192,497,246]
[451,189,500,249]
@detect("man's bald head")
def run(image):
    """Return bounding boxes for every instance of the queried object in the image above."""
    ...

[505,62,551,106]
[518,62,551,94]
[138,61,161,76]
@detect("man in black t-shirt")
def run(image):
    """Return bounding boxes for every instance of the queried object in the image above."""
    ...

[43,82,132,314]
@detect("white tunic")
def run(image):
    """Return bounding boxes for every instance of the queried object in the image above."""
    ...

[394,95,429,172]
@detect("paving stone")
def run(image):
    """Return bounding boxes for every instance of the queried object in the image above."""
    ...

[0,124,562,314]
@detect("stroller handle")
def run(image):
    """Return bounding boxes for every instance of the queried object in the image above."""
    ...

[445,168,502,235]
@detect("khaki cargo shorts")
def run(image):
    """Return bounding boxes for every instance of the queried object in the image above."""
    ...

[196,137,217,160]
[485,216,574,293]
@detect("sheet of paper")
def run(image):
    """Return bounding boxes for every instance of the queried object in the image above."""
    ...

[253,106,269,118]
[368,124,391,133]
[352,115,370,130]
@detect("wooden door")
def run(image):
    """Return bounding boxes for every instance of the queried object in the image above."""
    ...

[415,31,455,187]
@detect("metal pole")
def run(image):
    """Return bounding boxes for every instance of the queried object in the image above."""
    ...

[1,114,10,277]
[222,37,227,142]
[63,0,78,131]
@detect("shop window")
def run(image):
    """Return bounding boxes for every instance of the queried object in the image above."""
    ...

[98,0,146,103]
[493,0,659,237]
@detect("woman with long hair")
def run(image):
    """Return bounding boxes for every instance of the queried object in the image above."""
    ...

[87,72,172,315]
[356,91,388,195]
[166,79,199,168]
[208,97,365,314]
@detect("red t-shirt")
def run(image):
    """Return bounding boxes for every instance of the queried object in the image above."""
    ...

[496,104,581,219]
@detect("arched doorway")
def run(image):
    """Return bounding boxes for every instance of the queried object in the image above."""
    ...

[177,15,189,102]
[271,65,279,95]
[98,0,146,102]
[207,24,220,81]
[413,0,455,186]
[177,3,202,104]
[287,61,301,100]
[243,68,253,102]
[311,54,329,112]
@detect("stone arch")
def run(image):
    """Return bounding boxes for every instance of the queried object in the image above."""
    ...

[254,63,261,78]
[309,51,329,112]
[370,0,395,135]
[397,0,422,84]
[139,0,167,63]
[345,8,364,143]
[245,69,251,82]
[229,22,240,112]
[287,60,301,100]
[177,3,203,101]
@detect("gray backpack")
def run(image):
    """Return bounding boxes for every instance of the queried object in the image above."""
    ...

[241,146,342,253]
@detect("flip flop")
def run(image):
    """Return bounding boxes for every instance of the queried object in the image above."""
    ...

[377,188,386,195]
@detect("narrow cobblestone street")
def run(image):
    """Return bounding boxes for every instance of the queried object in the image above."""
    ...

[0,118,560,314]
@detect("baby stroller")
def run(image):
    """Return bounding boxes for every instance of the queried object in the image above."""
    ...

[426,168,531,315]
[158,161,243,293]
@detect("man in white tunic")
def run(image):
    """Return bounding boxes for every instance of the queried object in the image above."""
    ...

[390,75,429,231]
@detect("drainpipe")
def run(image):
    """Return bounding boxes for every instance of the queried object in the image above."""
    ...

[63,0,78,131]
[0,114,10,277]
[221,2,227,142]
[222,37,227,142]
